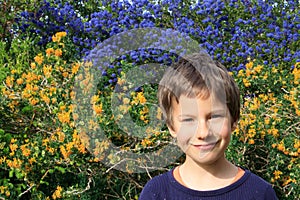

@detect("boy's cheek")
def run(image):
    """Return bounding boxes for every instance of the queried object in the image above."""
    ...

[176,125,198,142]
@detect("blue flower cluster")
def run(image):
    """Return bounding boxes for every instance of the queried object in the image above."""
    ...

[17,0,299,72]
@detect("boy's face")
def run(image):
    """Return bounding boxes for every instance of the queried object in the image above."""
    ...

[168,94,236,165]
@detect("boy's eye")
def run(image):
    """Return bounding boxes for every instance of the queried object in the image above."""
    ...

[181,118,194,122]
[210,114,224,119]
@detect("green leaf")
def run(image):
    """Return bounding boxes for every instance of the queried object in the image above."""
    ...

[21,105,34,114]
[9,170,14,178]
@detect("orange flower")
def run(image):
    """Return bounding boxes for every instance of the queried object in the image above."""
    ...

[55,49,63,57]
[273,170,282,180]
[52,185,63,199]
[34,54,44,65]
[20,144,31,157]
[248,139,255,145]
[29,98,39,106]
[245,62,253,69]
[9,143,18,152]
[30,62,36,69]
[277,142,285,151]
[43,65,52,78]
[6,158,22,168]
[52,31,67,43]
[16,78,24,85]
[46,48,54,56]
[72,63,80,74]
[242,78,251,87]
[57,111,71,124]
[62,71,68,78]
[5,76,14,88]
[93,104,103,115]
[60,145,69,160]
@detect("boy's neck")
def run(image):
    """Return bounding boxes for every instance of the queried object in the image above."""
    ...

[179,155,238,190]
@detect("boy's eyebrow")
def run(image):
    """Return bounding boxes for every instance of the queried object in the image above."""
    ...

[178,114,195,118]
[178,109,227,117]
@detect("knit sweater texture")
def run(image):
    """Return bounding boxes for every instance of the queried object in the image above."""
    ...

[139,169,278,200]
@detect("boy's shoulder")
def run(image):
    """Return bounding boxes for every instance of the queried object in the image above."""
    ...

[138,170,172,200]
[139,168,278,200]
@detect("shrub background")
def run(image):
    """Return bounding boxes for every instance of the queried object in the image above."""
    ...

[0,0,299,199]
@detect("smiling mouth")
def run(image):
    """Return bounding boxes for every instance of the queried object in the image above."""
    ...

[193,141,219,151]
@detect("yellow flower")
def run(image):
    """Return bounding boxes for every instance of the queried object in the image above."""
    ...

[34,54,44,65]
[16,78,24,85]
[29,157,36,165]
[294,139,300,149]
[282,177,296,186]
[253,65,263,73]
[271,128,279,137]
[46,48,54,56]
[131,92,147,105]
[9,143,18,152]
[55,49,63,57]
[43,65,52,78]
[263,74,268,80]
[91,95,100,104]
[292,67,299,84]
[52,31,67,43]
[277,142,285,152]
[11,69,17,74]
[20,144,31,157]
[272,68,278,73]
[123,97,130,104]
[243,78,251,87]
[62,71,68,78]
[56,131,65,142]
[57,111,71,124]
[52,186,63,199]
[264,117,270,125]
[29,98,39,106]
[247,128,256,138]
[117,77,126,85]
[6,158,22,168]
[156,107,163,120]
[93,104,103,115]
[5,76,14,88]
[41,94,50,105]
[30,62,36,69]
[273,170,282,180]
[246,69,251,76]
[248,139,255,145]
[72,63,80,74]
[60,145,69,160]
[245,62,253,69]
[237,70,244,77]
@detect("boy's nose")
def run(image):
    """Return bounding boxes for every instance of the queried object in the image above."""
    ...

[195,120,210,139]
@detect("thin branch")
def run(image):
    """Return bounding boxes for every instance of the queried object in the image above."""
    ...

[105,158,129,173]
[65,176,92,195]
[18,184,36,198]
[283,121,300,136]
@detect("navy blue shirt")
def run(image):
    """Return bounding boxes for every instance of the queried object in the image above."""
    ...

[139,169,278,200]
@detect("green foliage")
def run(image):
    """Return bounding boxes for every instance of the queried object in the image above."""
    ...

[227,61,300,199]
[0,1,299,199]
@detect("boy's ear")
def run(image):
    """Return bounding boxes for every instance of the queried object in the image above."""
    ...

[167,125,177,138]
[231,121,238,131]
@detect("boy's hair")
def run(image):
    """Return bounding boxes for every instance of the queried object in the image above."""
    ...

[158,52,240,130]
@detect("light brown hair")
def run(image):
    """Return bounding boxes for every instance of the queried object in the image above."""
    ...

[158,52,240,130]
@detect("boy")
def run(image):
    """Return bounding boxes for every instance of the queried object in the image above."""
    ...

[139,53,278,199]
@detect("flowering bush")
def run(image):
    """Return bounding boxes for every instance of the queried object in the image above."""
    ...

[1,0,299,199]
[16,0,299,69]
[0,32,147,199]
[227,61,299,199]
[1,31,299,199]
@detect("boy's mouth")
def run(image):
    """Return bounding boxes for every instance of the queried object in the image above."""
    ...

[192,141,219,151]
